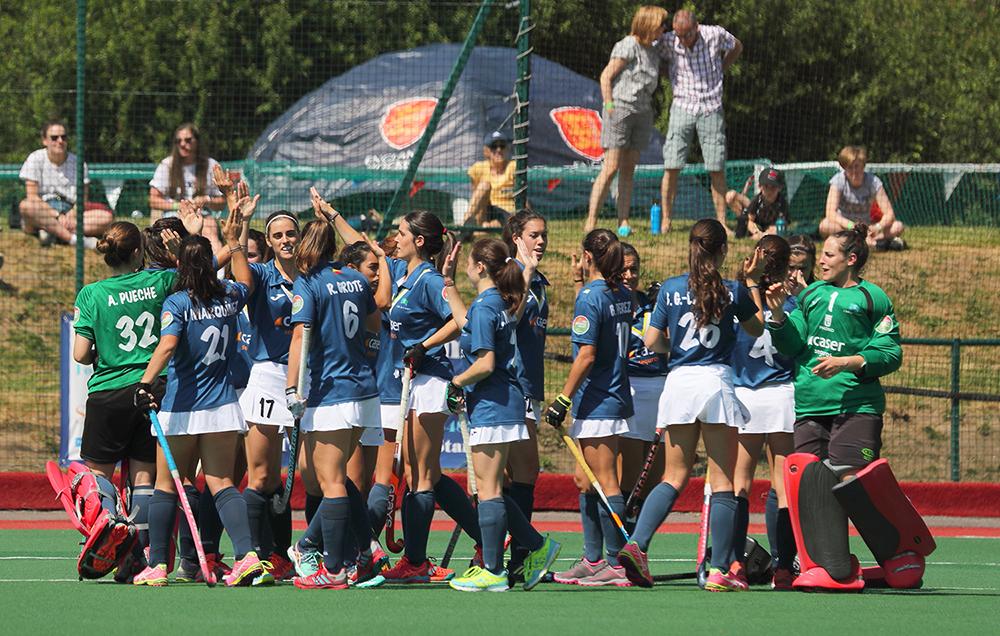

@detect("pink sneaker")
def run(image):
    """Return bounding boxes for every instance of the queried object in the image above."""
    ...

[728,561,750,591]
[553,557,604,585]
[133,564,168,587]
[704,567,746,592]
[224,551,269,587]
[294,562,348,590]
[618,541,653,588]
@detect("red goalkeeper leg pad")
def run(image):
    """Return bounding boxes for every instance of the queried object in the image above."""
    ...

[833,459,935,589]
[785,453,863,591]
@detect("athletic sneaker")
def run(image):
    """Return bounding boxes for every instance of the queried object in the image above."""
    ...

[704,567,746,592]
[449,566,509,592]
[288,543,320,578]
[174,558,201,583]
[294,562,348,590]
[382,555,433,583]
[618,541,653,588]
[251,569,275,587]
[576,561,632,587]
[371,545,390,573]
[727,561,749,591]
[225,551,270,587]
[521,536,561,591]
[348,557,386,588]
[771,568,795,591]
[617,223,632,238]
[429,560,455,582]
[133,563,169,587]
[553,557,605,585]
[37,229,53,247]
[267,552,295,581]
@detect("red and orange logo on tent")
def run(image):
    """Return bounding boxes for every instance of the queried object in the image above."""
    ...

[550,107,603,161]
[380,97,438,150]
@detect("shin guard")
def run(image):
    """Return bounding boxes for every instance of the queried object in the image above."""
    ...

[784,453,862,591]
[833,459,936,589]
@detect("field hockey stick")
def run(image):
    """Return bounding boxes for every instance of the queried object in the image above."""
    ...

[385,363,412,553]
[624,428,664,522]
[148,410,215,587]
[273,324,311,514]
[441,409,476,569]
[696,464,712,588]
[560,434,630,543]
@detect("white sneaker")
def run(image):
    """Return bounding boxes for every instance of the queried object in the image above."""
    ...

[38,229,53,246]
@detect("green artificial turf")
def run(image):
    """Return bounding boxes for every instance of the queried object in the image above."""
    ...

[0,529,997,635]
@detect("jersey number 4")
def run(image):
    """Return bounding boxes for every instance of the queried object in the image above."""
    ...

[748,331,778,367]
[116,311,157,352]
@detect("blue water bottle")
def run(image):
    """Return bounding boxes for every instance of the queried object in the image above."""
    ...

[650,201,662,235]
[775,216,786,236]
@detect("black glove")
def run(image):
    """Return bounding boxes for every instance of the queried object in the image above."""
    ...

[545,394,572,428]
[446,382,464,414]
[403,342,427,369]
[133,382,158,412]
[645,281,661,302]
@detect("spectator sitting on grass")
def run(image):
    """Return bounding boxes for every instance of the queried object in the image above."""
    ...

[18,118,112,248]
[725,166,788,240]
[821,145,906,250]
[467,131,515,228]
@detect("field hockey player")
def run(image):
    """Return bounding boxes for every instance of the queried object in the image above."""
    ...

[617,218,765,592]
[548,229,634,587]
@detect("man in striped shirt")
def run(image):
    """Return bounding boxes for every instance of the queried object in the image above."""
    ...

[657,10,742,234]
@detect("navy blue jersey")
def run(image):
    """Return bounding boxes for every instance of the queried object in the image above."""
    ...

[514,264,549,401]
[376,257,408,404]
[291,262,378,406]
[732,295,797,387]
[570,280,634,420]
[627,290,669,377]
[160,281,248,412]
[246,261,294,364]
[650,274,758,371]
[386,258,453,380]
[230,310,253,391]
[460,288,525,427]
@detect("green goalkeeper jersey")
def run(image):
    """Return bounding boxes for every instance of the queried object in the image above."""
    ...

[767,279,902,417]
[73,268,177,393]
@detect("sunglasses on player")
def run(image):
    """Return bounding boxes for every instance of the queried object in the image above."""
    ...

[48,134,68,141]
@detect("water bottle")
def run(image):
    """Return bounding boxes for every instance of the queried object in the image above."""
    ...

[775,216,786,236]
[650,201,662,235]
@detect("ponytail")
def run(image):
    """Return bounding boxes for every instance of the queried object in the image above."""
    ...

[294,220,337,274]
[832,223,871,273]
[735,234,790,289]
[471,238,525,311]
[582,229,625,285]
[688,218,729,328]
[97,221,142,268]
[174,235,225,306]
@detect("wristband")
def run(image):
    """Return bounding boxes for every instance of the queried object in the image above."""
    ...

[846,220,855,230]
[227,244,243,254]
[555,393,572,408]
[573,279,583,284]
[171,201,179,211]
[604,100,615,110]
[746,284,759,290]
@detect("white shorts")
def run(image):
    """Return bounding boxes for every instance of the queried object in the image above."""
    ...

[156,402,246,436]
[380,403,403,432]
[570,418,629,440]
[524,398,544,422]
[624,375,667,441]
[302,397,381,434]
[239,361,310,428]
[657,364,749,429]
[469,422,531,447]
[360,425,385,447]
[408,374,449,416]
[735,383,795,435]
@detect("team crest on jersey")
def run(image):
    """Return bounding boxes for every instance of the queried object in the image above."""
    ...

[572,315,590,335]
[72,306,80,324]
[875,315,894,334]
[823,314,832,328]
[160,311,173,329]
[291,294,304,315]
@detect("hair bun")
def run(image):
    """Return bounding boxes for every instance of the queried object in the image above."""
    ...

[96,237,111,254]
[853,222,869,237]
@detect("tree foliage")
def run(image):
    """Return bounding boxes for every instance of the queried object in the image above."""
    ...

[0,0,996,164]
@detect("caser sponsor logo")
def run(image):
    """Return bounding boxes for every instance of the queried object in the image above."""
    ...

[807,334,845,352]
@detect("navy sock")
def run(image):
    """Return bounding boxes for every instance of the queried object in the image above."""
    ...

[580,493,603,563]
[367,483,390,533]
[502,494,543,553]
[243,488,273,555]
[507,482,535,566]
[478,498,507,574]
[434,475,481,545]
[198,487,223,556]
[148,490,178,567]
[731,495,750,564]
[765,489,779,564]
[402,490,435,564]
[320,497,350,572]
[300,505,324,551]
[177,484,200,563]
[599,494,627,566]
[94,475,119,516]
[709,492,738,570]
[305,493,323,526]
[215,486,253,560]
[130,486,153,549]
[632,482,678,551]
[346,479,374,550]
[268,486,292,554]
[776,507,797,570]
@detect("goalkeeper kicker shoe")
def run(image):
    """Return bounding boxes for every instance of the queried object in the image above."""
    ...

[449,566,509,592]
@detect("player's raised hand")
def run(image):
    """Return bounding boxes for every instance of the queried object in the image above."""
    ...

[309,186,338,222]
[442,240,462,287]
[570,252,585,284]
[221,201,245,243]
[764,281,788,317]
[514,235,538,272]
[177,199,204,236]
[743,246,765,287]
[786,268,808,296]
[237,191,261,221]
[161,228,181,256]
[212,163,233,194]
[363,233,386,259]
